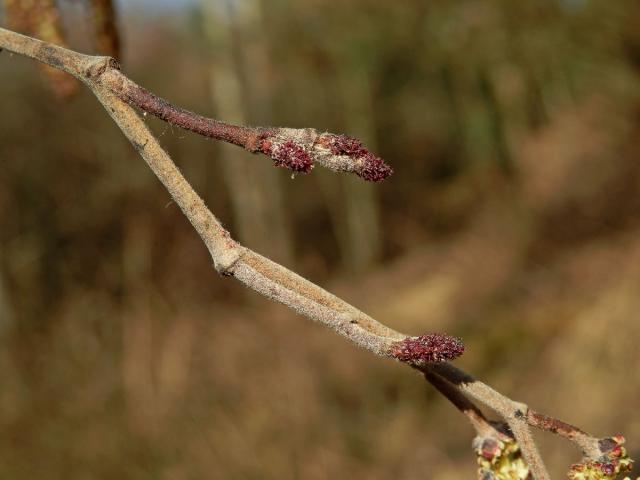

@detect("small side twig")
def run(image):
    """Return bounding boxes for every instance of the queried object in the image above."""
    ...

[527,410,600,458]
[97,69,394,181]
[424,371,532,479]
[423,369,491,435]
[428,362,605,463]
[425,364,546,478]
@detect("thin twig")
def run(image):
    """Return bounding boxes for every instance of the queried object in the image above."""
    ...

[423,369,492,435]
[426,363,548,478]
[428,362,602,463]
[527,410,600,459]
[423,370,535,478]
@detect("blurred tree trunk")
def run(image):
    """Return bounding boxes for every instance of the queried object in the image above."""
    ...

[0,268,14,337]
[440,60,468,173]
[3,0,77,97]
[336,68,383,271]
[477,67,513,174]
[314,64,383,273]
[88,0,120,59]
[522,64,549,131]
[200,1,293,266]
[502,7,549,131]
[622,0,640,74]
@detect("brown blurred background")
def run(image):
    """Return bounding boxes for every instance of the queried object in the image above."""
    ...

[1,0,640,478]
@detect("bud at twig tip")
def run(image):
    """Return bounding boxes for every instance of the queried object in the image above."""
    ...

[260,129,393,181]
[320,133,393,182]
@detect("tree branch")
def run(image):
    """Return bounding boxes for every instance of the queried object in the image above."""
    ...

[1,26,631,480]
[0,27,452,360]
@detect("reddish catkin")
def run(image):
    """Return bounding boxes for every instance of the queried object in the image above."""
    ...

[323,133,394,182]
[258,130,394,181]
[389,334,465,365]
[267,140,313,173]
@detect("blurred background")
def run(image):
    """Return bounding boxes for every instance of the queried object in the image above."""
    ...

[1,0,640,478]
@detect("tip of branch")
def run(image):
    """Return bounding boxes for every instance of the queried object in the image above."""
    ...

[569,436,634,480]
[389,333,464,365]
[318,133,394,182]
[259,129,393,181]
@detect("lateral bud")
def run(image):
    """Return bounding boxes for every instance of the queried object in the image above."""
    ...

[389,333,464,365]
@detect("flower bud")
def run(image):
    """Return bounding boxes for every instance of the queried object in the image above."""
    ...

[389,333,464,365]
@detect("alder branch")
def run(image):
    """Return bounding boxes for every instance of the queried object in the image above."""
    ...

[1,27,631,480]
[89,0,120,59]
[99,66,394,181]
